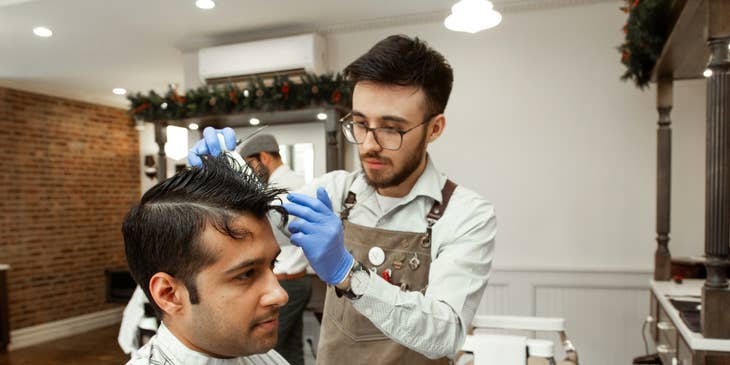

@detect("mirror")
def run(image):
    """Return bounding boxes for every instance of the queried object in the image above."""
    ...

[279,143,315,184]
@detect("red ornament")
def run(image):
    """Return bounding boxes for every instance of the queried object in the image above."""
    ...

[631,0,639,8]
[132,103,150,115]
[281,82,290,94]
[331,90,341,104]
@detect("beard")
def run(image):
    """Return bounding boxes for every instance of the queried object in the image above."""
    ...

[248,159,269,183]
[361,132,427,189]
[189,304,279,358]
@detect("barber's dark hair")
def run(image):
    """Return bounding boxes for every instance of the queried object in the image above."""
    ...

[122,155,288,317]
[344,34,454,117]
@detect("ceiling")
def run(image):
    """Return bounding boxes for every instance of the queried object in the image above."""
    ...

[0,0,562,108]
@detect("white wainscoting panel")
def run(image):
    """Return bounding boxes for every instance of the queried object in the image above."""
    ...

[475,268,652,365]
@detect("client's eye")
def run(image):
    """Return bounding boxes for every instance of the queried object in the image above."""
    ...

[236,269,255,281]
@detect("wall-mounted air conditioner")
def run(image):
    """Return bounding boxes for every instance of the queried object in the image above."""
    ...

[198,33,327,83]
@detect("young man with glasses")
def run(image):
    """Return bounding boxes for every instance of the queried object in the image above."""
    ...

[189,34,496,365]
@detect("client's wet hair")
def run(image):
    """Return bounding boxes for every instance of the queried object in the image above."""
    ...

[122,155,288,317]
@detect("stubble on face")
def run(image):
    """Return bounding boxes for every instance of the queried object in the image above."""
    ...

[361,128,428,189]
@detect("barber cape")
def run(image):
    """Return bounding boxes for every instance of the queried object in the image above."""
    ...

[126,322,290,365]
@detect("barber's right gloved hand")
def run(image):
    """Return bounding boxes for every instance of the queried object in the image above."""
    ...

[187,127,236,167]
[284,187,354,285]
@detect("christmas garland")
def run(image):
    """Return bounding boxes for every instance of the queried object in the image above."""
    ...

[618,0,671,89]
[127,73,352,121]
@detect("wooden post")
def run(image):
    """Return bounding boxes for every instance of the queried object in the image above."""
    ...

[655,78,673,281]
[154,122,168,181]
[702,33,730,339]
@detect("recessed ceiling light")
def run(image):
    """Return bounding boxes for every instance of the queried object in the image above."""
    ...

[33,26,53,37]
[195,0,215,9]
[113,88,127,95]
[249,118,261,126]
[188,123,199,130]
[444,0,502,34]
[316,112,328,120]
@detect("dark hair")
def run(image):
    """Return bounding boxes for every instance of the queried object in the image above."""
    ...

[122,155,288,317]
[344,34,454,117]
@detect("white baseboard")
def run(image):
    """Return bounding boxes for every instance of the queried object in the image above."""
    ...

[8,307,123,351]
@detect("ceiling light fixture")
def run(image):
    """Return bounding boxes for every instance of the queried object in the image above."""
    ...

[33,26,53,37]
[704,69,713,78]
[249,118,261,126]
[188,123,199,130]
[195,0,215,10]
[316,112,327,121]
[113,88,127,95]
[444,0,502,34]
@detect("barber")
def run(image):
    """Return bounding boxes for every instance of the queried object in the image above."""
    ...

[189,35,496,364]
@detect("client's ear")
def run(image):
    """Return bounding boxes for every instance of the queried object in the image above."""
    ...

[149,272,188,316]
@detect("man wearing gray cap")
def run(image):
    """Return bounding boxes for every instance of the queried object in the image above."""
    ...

[239,134,311,365]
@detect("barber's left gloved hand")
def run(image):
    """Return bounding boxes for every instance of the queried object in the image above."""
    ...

[188,127,236,167]
[284,187,354,285]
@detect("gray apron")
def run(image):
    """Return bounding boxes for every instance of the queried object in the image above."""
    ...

[316,180,457,365]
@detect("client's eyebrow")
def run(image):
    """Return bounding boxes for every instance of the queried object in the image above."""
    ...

[224,249,282,274]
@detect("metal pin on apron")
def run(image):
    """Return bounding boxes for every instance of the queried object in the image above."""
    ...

[380,268,392,283]
[409,253,421,271]
[393,253,406,270]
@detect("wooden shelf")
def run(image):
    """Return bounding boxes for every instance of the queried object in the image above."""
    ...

[163,106,347,130]
[651,0,730,82]
[651,0,710,82]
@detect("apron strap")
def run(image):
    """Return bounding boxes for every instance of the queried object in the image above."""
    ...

[340,179,458,224]
[426,179,458,225]
[340,191,357,220]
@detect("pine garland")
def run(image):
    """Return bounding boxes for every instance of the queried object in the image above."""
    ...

[127,73,352,121]
[618,0,671,89]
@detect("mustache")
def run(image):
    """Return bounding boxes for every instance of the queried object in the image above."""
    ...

[253,309,279,325]
[360,152,391,164]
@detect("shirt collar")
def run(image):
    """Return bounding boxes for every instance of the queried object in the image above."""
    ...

[350,155,446,209]
[268,164,289,182]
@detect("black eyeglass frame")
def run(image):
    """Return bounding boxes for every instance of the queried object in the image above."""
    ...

[338,112,440,151]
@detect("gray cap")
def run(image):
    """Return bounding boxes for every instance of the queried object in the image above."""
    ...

[238,134,280,158]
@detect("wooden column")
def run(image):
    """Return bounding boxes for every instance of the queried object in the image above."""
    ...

[702,32,730,339]
[154,122,168,180]
[655,79,673,281]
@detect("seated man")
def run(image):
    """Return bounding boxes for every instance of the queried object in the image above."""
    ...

[122,154,291,365]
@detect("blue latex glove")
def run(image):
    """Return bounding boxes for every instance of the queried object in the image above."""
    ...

[284,187,354,285]
[187,127,237,167]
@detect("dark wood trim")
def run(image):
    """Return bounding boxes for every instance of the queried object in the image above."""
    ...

[0,269,9,353]
[655,79,673,281]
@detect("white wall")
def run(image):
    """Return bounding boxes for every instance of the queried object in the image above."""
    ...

[326,1,705,272]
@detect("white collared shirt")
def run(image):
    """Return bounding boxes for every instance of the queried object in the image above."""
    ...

[267,165,308,275]
[289,157,496,359]
[126,322,290,365]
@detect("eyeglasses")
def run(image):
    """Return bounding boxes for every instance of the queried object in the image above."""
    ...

[339,112,437,151]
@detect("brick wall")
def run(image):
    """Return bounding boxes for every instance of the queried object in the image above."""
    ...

[0,87,140,330]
